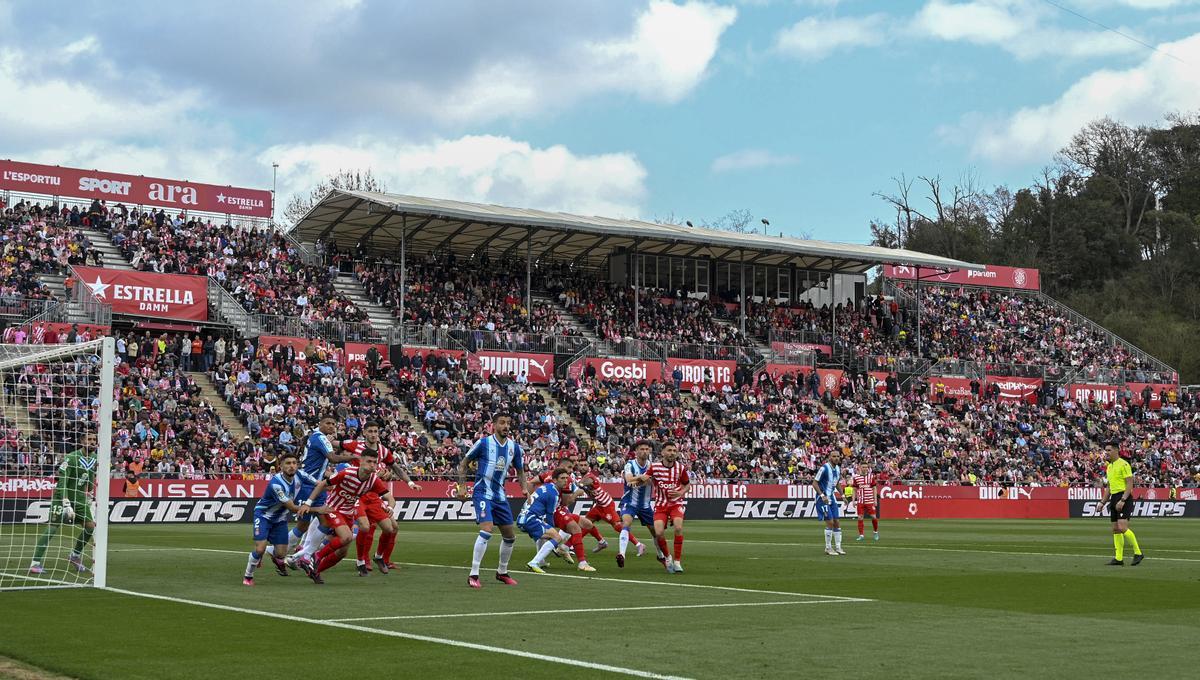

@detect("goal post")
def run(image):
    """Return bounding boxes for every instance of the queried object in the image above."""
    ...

[0,337,114,591]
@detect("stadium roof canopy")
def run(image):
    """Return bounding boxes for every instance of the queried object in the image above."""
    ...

[289,189,984,274]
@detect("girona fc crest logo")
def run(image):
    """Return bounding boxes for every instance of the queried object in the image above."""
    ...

[1013,268,1027,286]
[823,374,837,390]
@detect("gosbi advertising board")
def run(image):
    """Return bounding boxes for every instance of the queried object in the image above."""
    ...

[584,357,664,382]
[666,358,735,389]
[3,480,1197,521]
[0,159,272,217]
[72,266,208,321]
[883,263,1040,290]
[475,351,554,383]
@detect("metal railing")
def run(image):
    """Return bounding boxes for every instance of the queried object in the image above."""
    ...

[207,279,259,335]
[252,314,384,343]
[1034,290,1173,374]
[282,232,323,266]
[0,296,60,320]
[65,266,113,326]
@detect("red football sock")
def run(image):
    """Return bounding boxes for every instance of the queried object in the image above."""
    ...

[858,520,865,536]
[313,535,344,563]
[377,531,397,562]
[673,534,684,561]
[317,550,344,573]
[656,536,669,556]
[586,525,603,541]
[872,519,878,532]
[356,526,375,563]
[571,533,586,561]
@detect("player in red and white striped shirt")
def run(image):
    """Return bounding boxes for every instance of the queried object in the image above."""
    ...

[646,441,690,574]
[576,458,644,567]
[297,449,394,584]
[537,455,600,572]
[849,464,880,542]
[342,421,422,574]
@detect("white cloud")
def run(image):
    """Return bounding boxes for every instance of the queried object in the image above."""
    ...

[774,14,889,60]
[1077,1,1200,8]
[710,148,800,173]
[263,136,648,219]
[953,32,1200,163]
[912,0,1141,59]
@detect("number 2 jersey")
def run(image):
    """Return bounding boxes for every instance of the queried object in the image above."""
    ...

[254,470,320,521]
[622,458,652,510]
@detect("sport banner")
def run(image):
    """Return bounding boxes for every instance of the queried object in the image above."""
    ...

[883,263,1039,290]
[72,266,208,321]
[928,376,975,400]
[984,375,1042,403]
[666,358,735,389]
[476,351,554,383]
[0,159,272,217]
[585,357,663,383]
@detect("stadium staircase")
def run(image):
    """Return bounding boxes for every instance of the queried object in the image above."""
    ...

[79,225,134,271]
[535,386,592,446]
[333,273,396,337]
[379,381,435,448]
[0,398,40,452]
[191,373,251,441]
[35,274,97,325]
[535,293,602,345]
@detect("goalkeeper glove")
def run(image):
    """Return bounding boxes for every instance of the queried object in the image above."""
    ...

[62,503,76,522]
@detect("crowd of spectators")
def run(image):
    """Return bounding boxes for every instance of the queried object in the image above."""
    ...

[1,201,101,312]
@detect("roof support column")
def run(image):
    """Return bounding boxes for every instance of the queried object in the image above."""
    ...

[399,218,406,346]
[831,273,837,348]
[526,226,533,325]
[633,244,640,339]
[739,250,746,336]
[916,266,922,357]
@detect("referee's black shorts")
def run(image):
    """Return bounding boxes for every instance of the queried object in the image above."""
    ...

[1108,496,1134,522]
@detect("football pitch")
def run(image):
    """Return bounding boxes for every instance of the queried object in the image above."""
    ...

[2,519,1197,679]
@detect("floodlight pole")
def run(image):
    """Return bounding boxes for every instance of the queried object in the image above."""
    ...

[271,162,278,225]
[633,242,640,338]
[916,266,922,356]
[831,273,837,343]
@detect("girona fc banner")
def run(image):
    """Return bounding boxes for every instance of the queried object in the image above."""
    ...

[585,357,663,382]
[883,263,1040,291]
[0,159,272,217]
[985,375,1042,403]
[72,266,208,321]
[1068,383,1120,406]
[754,365,843,396]
[476,351,554,383]
[1126,382,1178,409]
[666,358,735,389]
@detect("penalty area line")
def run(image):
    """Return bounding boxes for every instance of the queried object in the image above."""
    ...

[331,598,858,623]
[102,587,691,680]
[690,540,1200,563]
[395,561,874,602]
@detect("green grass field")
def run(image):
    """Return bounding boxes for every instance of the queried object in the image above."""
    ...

[2,519,1198,679]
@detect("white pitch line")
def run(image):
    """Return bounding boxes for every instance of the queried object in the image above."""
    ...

[331,598,858,623]
[690,540,1200,563]
[394,561,873,601]
[102,587,690,680]
[0,570,83,587]
[110,547,871,602]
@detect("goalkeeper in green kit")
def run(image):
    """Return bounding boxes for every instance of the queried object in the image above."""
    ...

[30,431,98,575]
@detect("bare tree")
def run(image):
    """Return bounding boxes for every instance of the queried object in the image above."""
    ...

[705,208,755,233]
[283,169,387,226]
[1057,117,1158,239]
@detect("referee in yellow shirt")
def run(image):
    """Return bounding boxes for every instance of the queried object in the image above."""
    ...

[1101,444,1144,566]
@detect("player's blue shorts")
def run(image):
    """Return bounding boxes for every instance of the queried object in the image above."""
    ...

[252,512,289,545]
[472,494,514,526]
[620,503,655,527]
[815,499,840,521]
[298,482,326,508]
[517,515,551,541]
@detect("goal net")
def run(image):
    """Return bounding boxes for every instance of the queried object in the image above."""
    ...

[0,337,115,590]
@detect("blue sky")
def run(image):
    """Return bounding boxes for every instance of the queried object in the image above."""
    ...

[3,0,1200,244]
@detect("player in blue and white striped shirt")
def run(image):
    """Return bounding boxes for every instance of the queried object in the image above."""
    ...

[244,452,318,585]
[618,439,655,566]
[517,467,574,574]
[455,412,530,589]
[813,452,845,556]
